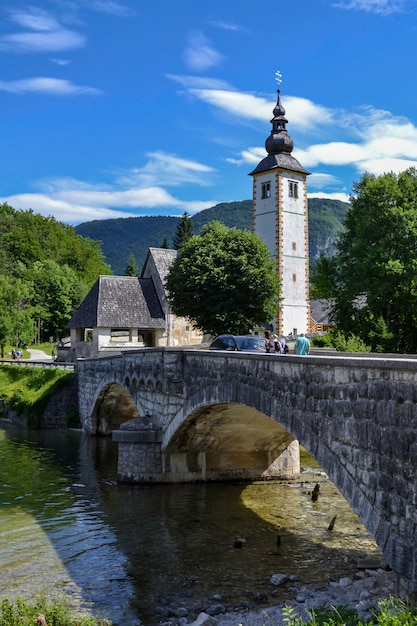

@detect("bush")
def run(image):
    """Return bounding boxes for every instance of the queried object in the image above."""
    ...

[280,597,417,626]
[0,596,110,626]
[311,334,333,348]
[328,330,372,352]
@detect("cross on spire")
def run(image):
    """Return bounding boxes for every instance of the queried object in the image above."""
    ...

[275,69,282,86]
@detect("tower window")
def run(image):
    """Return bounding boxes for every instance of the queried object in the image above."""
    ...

[292,273,297,282]
[292,241,297,251]
[261,182,271,199]
[288,181,298,198]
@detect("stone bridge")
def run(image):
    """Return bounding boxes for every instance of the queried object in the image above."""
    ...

[77,348,417,597]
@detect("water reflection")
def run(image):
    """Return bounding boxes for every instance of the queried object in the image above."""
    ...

[0,422,381,625]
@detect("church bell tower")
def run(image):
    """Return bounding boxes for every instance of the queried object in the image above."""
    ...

[250,78,310,336]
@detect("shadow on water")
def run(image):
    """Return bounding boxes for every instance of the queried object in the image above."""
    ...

[0,421,382,626]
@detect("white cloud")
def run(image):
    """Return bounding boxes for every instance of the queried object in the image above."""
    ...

[166,74,232,91]
[0,77,101,95]
[115,152,216,187]
[50,58,71,65]
[168,76,335,132]
[8,8,61,31]
[183,32,224,72]
[308,191,351,203]
[296,142,367,167]
[0,193,138,225]
[89,1,135,17]
[208,20,247,33]
[0,7,85,53]
[0,28,85,53]
[0,152,221,224]
[354,158,417,176]
[0,186,217,225]
[332,0,406,14]
[308,172,344,189]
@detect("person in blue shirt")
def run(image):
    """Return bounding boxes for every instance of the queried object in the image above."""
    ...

[295,333,310,355]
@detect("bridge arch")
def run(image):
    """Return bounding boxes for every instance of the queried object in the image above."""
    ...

[163,401,299,481]
[90,382,140,435]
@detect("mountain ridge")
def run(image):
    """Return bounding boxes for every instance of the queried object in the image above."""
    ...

[75,198,349,275]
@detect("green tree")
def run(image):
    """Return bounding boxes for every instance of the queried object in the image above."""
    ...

[165,221,280,336]
[173,212,194,250]
[124,253,138,276]
[0,275,35,353]
[0,202,111,284]
[311,168,417,352]
[0,202,111,342]
[161,235,169,249]
[22,260,85,339]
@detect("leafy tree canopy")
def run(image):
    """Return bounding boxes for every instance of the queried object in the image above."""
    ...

[311,168,417,353]
[0,203,110,345]
[0,274,35,353]
[165,221,280,336]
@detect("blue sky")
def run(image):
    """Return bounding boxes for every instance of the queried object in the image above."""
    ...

[1,0,417,225]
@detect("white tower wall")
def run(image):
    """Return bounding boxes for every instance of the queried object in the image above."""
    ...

[252,169,309,336]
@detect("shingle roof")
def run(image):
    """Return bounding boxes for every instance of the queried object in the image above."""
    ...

[310,299,331,325]
[67,275,165,329]
[142,248,177,283]
[249,153,310,176]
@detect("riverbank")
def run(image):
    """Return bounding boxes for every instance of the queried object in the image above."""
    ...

[181,566,396,626]
[154,562,396,626]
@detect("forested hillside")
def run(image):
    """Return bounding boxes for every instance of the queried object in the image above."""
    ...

[0,202,110,351]
[75,198,349,274]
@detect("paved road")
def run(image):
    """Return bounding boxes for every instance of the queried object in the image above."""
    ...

[26,349,54,361]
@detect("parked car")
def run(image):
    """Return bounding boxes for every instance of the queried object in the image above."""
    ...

[209,334,266,353]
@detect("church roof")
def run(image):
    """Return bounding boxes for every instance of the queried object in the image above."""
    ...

[250,152,310,176]
[67,275,165,329]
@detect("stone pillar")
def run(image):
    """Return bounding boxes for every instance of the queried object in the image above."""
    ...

[112,417,163,483]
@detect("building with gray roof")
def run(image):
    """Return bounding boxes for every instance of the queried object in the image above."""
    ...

[66,248,203,358]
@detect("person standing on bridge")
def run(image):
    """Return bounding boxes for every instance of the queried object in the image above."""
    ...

[295,333,310,355]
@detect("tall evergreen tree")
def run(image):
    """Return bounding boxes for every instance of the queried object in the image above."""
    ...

[161,235,169,249]
[124,253,138,276]
[173,212,194,250]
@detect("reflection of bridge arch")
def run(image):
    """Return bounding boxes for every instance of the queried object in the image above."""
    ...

[77,348,417,596]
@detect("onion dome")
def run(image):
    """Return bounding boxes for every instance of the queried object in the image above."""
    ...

[265,89,294,155]
[249,85,310,177]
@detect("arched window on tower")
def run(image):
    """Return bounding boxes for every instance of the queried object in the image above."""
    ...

[288,181,298,198]
[261,182,271,199]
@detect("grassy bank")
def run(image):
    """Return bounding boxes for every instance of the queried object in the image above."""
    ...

[0,365,74,428]
[1,596,416,626]
[0,596,111,626]
[280,598,417,626]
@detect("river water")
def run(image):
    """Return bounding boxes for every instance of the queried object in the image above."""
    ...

[0,421,382,625]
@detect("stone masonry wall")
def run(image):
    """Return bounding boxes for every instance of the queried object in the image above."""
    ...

[40,374,79,428]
